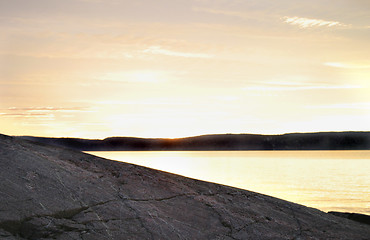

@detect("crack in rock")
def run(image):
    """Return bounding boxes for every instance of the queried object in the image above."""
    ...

[124,193,196,202]
[203,202,238,240]
[289,206,303,240]
[117,190,155,240]
[120,191,224,203]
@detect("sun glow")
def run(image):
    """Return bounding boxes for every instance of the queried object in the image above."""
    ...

[1,0,370,138]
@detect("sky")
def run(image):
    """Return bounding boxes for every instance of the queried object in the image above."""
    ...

[1,0,370,138]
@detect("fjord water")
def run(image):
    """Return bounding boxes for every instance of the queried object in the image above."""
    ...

[86,150,370,214]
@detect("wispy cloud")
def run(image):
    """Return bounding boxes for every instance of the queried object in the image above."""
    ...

[6,107,89,113]
[98,71,172,83]
[94,99,191,106]
[283,16,348,29]
[0,112,55,119]
[307,102,370,110]
[324,62,370,69]
[243,81,360,91]
[193,7,275,24]
[143,46,213,59]
[193,7,250,20]
[0,30,211,60]
[0,107,91,120]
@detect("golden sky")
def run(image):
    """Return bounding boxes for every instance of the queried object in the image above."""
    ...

[1,0,370,138]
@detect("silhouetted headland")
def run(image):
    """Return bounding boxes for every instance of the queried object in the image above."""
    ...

[328,211,370,225]
[1,133,369,239]
[19,131,370,151]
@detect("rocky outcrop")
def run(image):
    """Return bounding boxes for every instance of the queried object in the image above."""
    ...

[1,133,369,239]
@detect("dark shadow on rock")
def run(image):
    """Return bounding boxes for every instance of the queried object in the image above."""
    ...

[328,211,370,225]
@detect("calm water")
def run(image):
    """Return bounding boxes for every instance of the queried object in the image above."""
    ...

[86,150,370,214]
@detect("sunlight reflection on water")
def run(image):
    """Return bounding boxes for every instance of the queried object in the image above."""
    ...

[86,150,370,214]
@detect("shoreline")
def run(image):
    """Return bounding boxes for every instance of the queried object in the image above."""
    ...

[1,133,369,239]
[86,150,370,216]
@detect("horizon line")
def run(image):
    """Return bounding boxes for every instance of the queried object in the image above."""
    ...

[11,130,370,141]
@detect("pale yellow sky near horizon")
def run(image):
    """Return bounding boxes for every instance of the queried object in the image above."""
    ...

[1,0,370,138]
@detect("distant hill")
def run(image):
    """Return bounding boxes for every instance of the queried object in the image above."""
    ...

[18,131,370,151]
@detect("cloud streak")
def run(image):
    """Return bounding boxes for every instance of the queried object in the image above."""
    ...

[6,107,89,112]
[0,112,55,119]
[143,46,213,59]
[243,82,360,91]
[283,16,348,28]
[0,107,91,120]
[324,62,370,69]
[307,102,370,110]
[193,7,250,20]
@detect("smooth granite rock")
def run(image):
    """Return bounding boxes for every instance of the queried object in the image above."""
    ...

[1,134,369,239]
